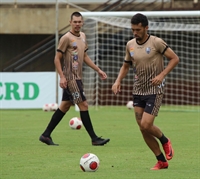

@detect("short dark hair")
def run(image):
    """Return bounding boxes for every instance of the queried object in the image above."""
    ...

[71,11,82,20]
[131,13,148,27]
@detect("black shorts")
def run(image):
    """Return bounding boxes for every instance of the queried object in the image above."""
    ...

[133,94,163,116]
[62,80,86,104]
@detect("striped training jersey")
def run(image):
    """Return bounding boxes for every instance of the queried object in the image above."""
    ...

[125,35,168,95]
[57,31,88,80]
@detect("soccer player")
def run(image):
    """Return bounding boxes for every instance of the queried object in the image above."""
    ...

[112,13,179,170]
[39,12,110,146]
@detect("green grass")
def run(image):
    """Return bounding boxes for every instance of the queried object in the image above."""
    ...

[0,107,199,179]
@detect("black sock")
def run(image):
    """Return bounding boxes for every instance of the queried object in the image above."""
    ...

[156,153,167,162]
[42,108,65,137]
[159,133,168,144]
[80,111,98,140]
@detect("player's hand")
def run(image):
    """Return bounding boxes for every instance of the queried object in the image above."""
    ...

[112,82,121,95]
[151,74,164,86]
[60,77,67,89]
[98,69,107,80]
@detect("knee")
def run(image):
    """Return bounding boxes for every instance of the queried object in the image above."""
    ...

[59,103,71,113]
[78,101,88,111]
[140,123,151,133]
[63,105,71,112]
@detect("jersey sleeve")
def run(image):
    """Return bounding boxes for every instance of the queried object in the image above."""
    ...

[124,41,133,65]
[154,37,168,55]
[57,34,69,54]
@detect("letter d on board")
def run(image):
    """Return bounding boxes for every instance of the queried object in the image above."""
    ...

[23,83,39,100]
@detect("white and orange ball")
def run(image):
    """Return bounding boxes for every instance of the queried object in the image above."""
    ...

[126,101,134,109]
[69,117,82,129]
[42,104,51,111]
[80,153,100,172]
[75,104,80,112]
[49,103,58,111]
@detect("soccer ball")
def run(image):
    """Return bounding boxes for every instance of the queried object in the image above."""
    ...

[80,153,100,172]
[126,101,134,109]
[69,117,82,129]
[49,103,58,111]
[42,104,51,111]
[74,104,80,112]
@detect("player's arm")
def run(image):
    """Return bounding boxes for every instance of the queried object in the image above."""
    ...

[162,47,179,77]
[151,37,179,85]
[152,48,179,86]
[112,61,130,95]
[84,52,107,80]
[54,51,67,88]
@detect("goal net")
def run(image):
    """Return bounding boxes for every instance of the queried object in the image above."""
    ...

[81,11,200,112]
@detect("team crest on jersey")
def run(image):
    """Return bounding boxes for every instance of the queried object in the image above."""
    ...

[146,47,151,54]
[72,61,78,69]
[71,40,77,50]
[72,50,78,58]
[129,47,134,57]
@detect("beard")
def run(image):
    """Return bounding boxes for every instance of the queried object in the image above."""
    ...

[135,36,142,41]
[74,26,81,32]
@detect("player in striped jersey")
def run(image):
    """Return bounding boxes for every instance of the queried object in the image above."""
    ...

[39,12,110,146]
[112,13,179,170]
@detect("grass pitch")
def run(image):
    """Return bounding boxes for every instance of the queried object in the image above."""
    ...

[0,106,199,179]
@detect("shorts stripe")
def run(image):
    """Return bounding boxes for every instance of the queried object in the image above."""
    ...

[151,94,163,116]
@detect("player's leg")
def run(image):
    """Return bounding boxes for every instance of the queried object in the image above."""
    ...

[78,100,98,140]
[143,94,174,161]
[41,101,71,136]
[133,96,162,155]
[133,95,168,170]
[135,109,162,155]
[39,89,72,145]
[70,80,110,146]
[77,100,109,146]
[135,108,168,170]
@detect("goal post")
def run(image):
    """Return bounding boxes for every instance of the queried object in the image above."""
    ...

[81,11,200,112]
[81,11,200,17]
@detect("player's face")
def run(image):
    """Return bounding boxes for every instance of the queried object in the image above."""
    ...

[131,23,148,43]
[70,16,83,34]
